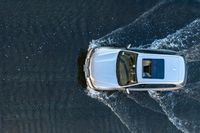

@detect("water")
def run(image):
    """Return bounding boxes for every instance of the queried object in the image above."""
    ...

[1,0,200,133]
[86,0,200,133]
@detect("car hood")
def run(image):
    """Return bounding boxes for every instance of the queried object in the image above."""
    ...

[90,48,121,89]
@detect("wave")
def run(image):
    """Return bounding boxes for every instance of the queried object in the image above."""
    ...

[140,19,200,50]
[86,1,200,133]
[148,89,200,133]
[182,81,200,103]
[126,92,164,114]
[145,19,200,133]
[86,88,178,133]
[148,91,189,133]
[181,44,200,62]
[91,0,200,48]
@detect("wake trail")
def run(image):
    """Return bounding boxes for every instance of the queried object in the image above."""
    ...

[181,81,200,103]
[86,1,200,133]
[146,19,200,133]
[139,19,200,51]
[86,88,177,133]
[91,0,200,48]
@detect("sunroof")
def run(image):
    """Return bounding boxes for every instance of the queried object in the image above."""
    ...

[142,59,164,79]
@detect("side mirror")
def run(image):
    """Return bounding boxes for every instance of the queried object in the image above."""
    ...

[127,44,131,49]
[125,89,130,94]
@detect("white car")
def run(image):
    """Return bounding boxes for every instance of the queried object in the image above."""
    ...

[84,46,187,93]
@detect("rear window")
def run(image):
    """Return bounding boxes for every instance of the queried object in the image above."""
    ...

[142,59,164,79]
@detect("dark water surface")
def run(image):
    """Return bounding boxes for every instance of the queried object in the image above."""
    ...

[1,0,200,133]
[0,0,159,133]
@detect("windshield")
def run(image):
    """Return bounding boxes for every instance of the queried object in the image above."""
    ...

[117,51,138,86]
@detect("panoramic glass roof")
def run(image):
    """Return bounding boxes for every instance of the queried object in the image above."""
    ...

[142,59,164,79]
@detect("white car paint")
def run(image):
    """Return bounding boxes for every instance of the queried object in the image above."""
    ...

[84,47,186,91]
[89,48,121,89]
[137,53,185,84]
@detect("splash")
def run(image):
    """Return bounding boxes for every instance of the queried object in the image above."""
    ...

[86,89,132,132]
[126,92,164,114]
[86,1,200,133]
[181,44,200,62]
[181,81,200,103]
[91,1,200,48]
[148,91,190,133]
[139,19,200,51]
[86,88,176,133]
[145,19,200,133]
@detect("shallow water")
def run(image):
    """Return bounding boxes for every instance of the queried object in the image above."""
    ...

[1,0,200,133]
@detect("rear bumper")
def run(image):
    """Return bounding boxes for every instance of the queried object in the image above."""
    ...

[180,57,188,87]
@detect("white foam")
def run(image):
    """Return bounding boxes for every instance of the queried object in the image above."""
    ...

[140,19,200,51]
[86,88,133,132]
[89,0,167,47]
[86,4,200,133]
[182,81,200,103]
[181,44,200,62]
[148,91,190,133]
[143,19,200,133]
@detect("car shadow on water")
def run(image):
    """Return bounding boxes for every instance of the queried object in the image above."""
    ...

[77,48,87,88]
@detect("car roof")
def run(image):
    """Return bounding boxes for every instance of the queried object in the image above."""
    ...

[136,52,185,85]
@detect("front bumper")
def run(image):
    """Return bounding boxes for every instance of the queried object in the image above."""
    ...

[83,47,96,89]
